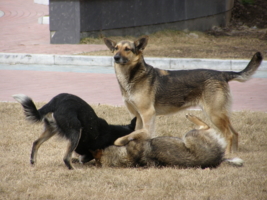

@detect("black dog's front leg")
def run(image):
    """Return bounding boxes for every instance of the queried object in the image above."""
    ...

[79,153,94,164]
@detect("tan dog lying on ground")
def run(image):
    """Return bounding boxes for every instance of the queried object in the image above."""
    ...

[103,36,262,154]
[91,115,243,169]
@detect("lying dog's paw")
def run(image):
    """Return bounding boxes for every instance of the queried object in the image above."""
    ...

[114,136,131,146]
[186,113,194,120]
[186,114,210,130]
[115,129,149,146]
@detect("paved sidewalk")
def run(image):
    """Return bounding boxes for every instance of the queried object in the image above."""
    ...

[0,0,266,112]
[1,68,266,112]
[0,0,107,54]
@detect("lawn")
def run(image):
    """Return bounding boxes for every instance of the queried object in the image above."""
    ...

[1,102,266,199]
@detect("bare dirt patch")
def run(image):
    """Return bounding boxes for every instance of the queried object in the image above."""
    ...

[80,0,267,59]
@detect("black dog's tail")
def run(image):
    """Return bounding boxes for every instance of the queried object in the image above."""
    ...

[13,94,43,123]
[225,52,263,82]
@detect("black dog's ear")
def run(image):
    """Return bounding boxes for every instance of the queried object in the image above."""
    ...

[103,38,117,52]
[134,36,149,52]
[128,117,137,130]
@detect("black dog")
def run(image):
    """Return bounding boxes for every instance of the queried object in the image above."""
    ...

[13,93,136,170]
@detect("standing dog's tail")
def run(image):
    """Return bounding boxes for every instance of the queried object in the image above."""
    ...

[225,52,263,82]
[13,94,42,123]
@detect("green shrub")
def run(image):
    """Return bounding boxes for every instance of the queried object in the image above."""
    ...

[241,0,254,5]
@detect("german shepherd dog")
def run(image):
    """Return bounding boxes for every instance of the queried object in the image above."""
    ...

[103,36,263,154]
[91,114,244,169]
[13,93,136,170]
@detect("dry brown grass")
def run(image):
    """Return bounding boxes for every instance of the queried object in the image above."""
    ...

[80,29,267,59]
[1,102,267,200]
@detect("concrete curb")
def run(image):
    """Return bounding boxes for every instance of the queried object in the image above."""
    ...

[34,0,49,5]
[38,16,49,24]
[0,53,266,71]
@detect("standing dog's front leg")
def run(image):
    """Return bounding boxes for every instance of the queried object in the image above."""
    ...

[125,101,143,130]
[135,115,143,130]
[114,108,156,147]
[139,106,156,137]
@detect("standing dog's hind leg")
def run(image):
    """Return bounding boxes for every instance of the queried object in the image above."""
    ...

[230,124,239,152]
[202,86,237,154]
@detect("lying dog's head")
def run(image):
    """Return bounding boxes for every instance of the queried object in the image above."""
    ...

[103,36,149,65]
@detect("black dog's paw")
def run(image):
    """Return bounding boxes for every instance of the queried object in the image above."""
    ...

[71,158,80,163]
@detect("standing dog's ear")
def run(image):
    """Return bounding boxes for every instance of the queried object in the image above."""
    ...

[134,36,149,52]
[103,38,117,53]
